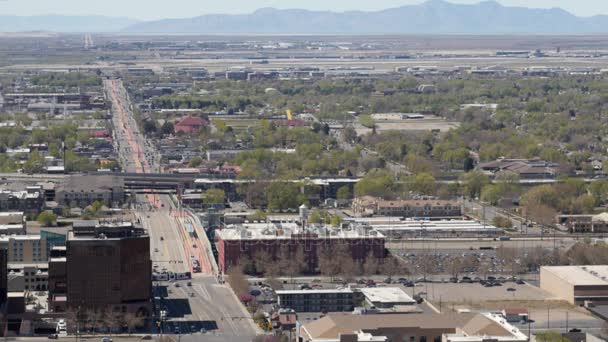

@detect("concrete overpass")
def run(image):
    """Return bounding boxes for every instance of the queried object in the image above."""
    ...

[0,172,600,191]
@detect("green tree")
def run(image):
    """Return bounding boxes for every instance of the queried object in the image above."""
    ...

[266,182,306,211]
[188,157,203,168]
[23,151,45,174]
[90,200,104,215]
[410,172,437,195]
[37,211,57,227]
[481,184,501,206]
[535,332,569,342]
[330,215,342,227]
[247,210,267,222]
[460,171,490,199]
[142,120,157,135]
[354,170,395,198]
[336,186,351,201]
[358,115,375,128]
[203,188,226,205]
[160,122,174,136]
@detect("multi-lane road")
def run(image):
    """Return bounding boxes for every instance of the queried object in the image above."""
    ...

[106,78,258,340]
[105,78,159,174]
[136,194,258,340]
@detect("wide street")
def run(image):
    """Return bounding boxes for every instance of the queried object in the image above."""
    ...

[106,78,258,341]
[136,194,258,340]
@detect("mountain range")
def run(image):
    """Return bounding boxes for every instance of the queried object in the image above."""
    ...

[2,1,608,34]
[126,0,608,34]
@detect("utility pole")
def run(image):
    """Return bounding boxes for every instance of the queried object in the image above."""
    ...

[62,140,67,174]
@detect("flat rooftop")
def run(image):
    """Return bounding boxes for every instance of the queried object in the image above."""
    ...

[217,223,384,240]
[276,288,354,295]
[0,235,40,242]
[360,287,415,304]
[542,265,608,286]
[368,220,501,232]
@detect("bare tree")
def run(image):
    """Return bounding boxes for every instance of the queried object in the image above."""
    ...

[318,244,342,280]
[497,247,524,278]
[380,257,407,279]
[478,261,492,280]
[103,310,123,335]
[417,252,437,281]
[363,254,380,276]
[254,251,274,277]
[340,255,359,282]
[227,264,250,298]
[446,258,463,279]
[123,313,145,335]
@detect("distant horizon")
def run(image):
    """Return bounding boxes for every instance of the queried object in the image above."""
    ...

[1,0,608,21]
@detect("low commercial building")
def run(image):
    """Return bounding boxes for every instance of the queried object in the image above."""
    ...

[299,312,528,342]
[540,265,608,305]
[55,175,125,207]
[0,188,44,214]
[7,263,48,292]
[0,212,26,235]
[557,214,608,233]
[352,197,461,218]
[478,158,564,179]
[348,219,503,238]
[276,288,362,313]
[360,287,416,308]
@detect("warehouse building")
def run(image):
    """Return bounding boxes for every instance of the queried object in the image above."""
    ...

[540,265,608,305]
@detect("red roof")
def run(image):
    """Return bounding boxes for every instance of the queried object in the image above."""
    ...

[504,308,528,315]
[89,130,110,138]
[277,120,307,127]
[176,116,205,127]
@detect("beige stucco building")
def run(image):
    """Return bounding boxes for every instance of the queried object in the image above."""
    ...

[540,266,608,305]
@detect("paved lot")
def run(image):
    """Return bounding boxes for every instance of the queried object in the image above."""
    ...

[354,117,460,135]
[413,282,554,305]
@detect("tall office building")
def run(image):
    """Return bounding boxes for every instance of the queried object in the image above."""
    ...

[0,248,7,305]
[50,221,151,315]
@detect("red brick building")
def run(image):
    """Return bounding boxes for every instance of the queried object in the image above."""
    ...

[174,116,206,134]
[215,224,386,272]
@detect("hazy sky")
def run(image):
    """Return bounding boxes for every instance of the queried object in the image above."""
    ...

[0,0,607,20]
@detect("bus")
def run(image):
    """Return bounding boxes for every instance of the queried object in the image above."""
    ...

[153,272,169,281]
[176,272,192,280]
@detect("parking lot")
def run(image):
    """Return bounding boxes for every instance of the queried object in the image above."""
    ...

[411,282,552,305]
